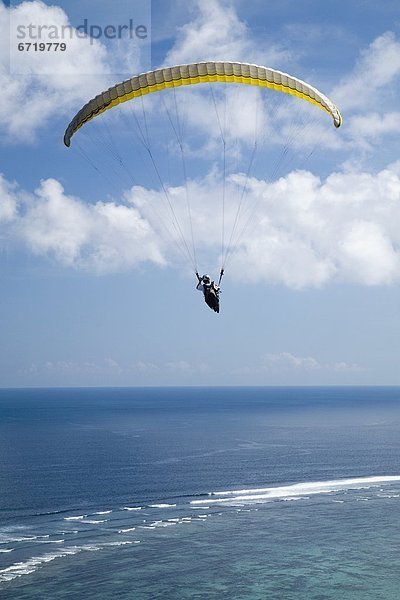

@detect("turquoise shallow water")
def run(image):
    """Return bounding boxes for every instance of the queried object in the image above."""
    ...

[1,387,400,598]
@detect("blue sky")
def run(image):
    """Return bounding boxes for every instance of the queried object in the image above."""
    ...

[1,0,400,386]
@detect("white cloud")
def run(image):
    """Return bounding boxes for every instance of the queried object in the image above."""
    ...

[331,31,400,152]
[134,360,160,374]
[1,156,400,285]
[236,352,364,375]
[1,176,165,272]
[130,160,400,287]
[333,32,400,112]
[0,0,146,143]
[163,0,289,66]
[338,221,398,285]
[0,175,18,222]
[134,359,209,375]
[347,112,400,141]
[22,357,209,380]
[238,165,400,286]
[264,352,320,371]
[165,360,208,373]
[44,358,121,374]
[157,84,267,153]
[21,357,123,376]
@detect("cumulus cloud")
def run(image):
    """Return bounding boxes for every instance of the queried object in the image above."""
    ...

[347,112,400,142]
[164,0,290,66]
[1,0,147,143]
[0,176,165,272]
[0,175,18,222]
[44,358,122,374]
[0,2,111,141]
[1,154,400,285]
[264,352,321,371]
[333,32,400,112]
[165,360,209,373]
[155,84,267,155]
[333,361,364,373]
[127,160,400,287]
[338,221,398,285]
[332,31,400,150]
[236,352,364,375]
[22,357,210,381]
[2,154,399,285]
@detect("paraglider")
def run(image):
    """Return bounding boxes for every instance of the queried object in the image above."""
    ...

[64,62,342,148]
[196,272,221,313]
[64,61,342,314]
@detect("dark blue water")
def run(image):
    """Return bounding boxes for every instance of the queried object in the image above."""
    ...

[1,387,400,598]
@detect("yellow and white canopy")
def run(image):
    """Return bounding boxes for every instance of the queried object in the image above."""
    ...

[64,61,342,147]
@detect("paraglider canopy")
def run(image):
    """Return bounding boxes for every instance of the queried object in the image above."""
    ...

[64,61,342,147]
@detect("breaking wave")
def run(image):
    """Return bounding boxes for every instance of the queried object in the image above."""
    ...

[191,476,400,506]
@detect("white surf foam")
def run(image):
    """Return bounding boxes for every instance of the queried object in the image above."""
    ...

[148,504,176,509]
[192,476,400,506]
[122,506,142,511]
[79,520,108,525]
[0,539,137,583]
[31,538,65,544]
[0,535,38,543]
[101,541,133,547]
[0,545,94,583]
[59,530,79,535]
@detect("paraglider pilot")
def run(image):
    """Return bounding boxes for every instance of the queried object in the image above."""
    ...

[196,272,220,313]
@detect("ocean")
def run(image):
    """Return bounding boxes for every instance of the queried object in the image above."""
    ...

[1,387,400,599]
